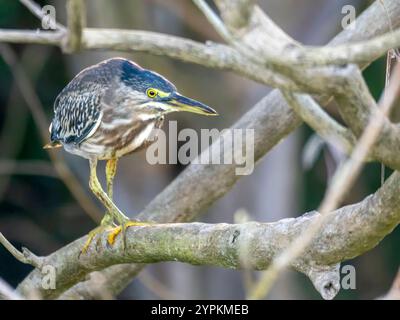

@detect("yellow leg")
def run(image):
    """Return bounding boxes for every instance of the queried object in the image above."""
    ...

[100,158,118,230]
[106,158,118,201]
[103,158,152,248]
[79,158,127,255]
[89,158,129,224]
[86,158,152,251]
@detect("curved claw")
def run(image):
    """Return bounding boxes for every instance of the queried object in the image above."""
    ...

[107,225,122,247]
[79,224,113,257]
[107,221,151,248]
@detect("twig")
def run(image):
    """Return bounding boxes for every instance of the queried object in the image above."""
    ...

[192,0,233,43]
[193,0,284,68]
[381,51,392,186]
[63,0,86,53]
[213,0,295,48]
[19,0,66,31]
[138,270,182,300]
[0,29,63,45]
[265,28,400,67]
[150,0,220,40]
[382,268,400,299]
[0,232,42,268]
[379,0,400,58]
[0,278,23,300]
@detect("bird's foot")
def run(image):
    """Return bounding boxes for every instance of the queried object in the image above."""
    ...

[79,224,114,257]
[107,220,151,248]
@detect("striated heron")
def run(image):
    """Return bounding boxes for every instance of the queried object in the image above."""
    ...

[44,58,218,254]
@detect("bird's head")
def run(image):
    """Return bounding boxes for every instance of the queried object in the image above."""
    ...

[118,59,218,117]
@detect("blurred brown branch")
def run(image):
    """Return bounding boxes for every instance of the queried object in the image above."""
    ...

[0,46,46,202]
[0,160,57,178]
[0,45,102,222]
[138,270,182,300]
[149,0,221,41]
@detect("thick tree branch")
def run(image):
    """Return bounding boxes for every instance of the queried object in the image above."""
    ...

[214,0,400,69]
[334,64,400,170]
[0,28,297,91]
[16,169,400,300]
[283,28,400,67]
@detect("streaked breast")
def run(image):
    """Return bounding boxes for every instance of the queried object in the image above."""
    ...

[79,114,163,159]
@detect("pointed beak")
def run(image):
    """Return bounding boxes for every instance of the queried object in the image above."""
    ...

[166,92,218,116]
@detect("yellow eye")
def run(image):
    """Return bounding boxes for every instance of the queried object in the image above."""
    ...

[146,88,158,98]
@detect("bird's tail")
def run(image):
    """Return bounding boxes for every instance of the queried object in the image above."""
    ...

[43,141,62,149]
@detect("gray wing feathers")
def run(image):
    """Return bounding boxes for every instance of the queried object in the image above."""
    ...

[50,72,109,145]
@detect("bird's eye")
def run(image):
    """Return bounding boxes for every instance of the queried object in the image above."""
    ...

[146,88,158,98]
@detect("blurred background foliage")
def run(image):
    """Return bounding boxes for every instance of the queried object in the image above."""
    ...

[0,0,398,299]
